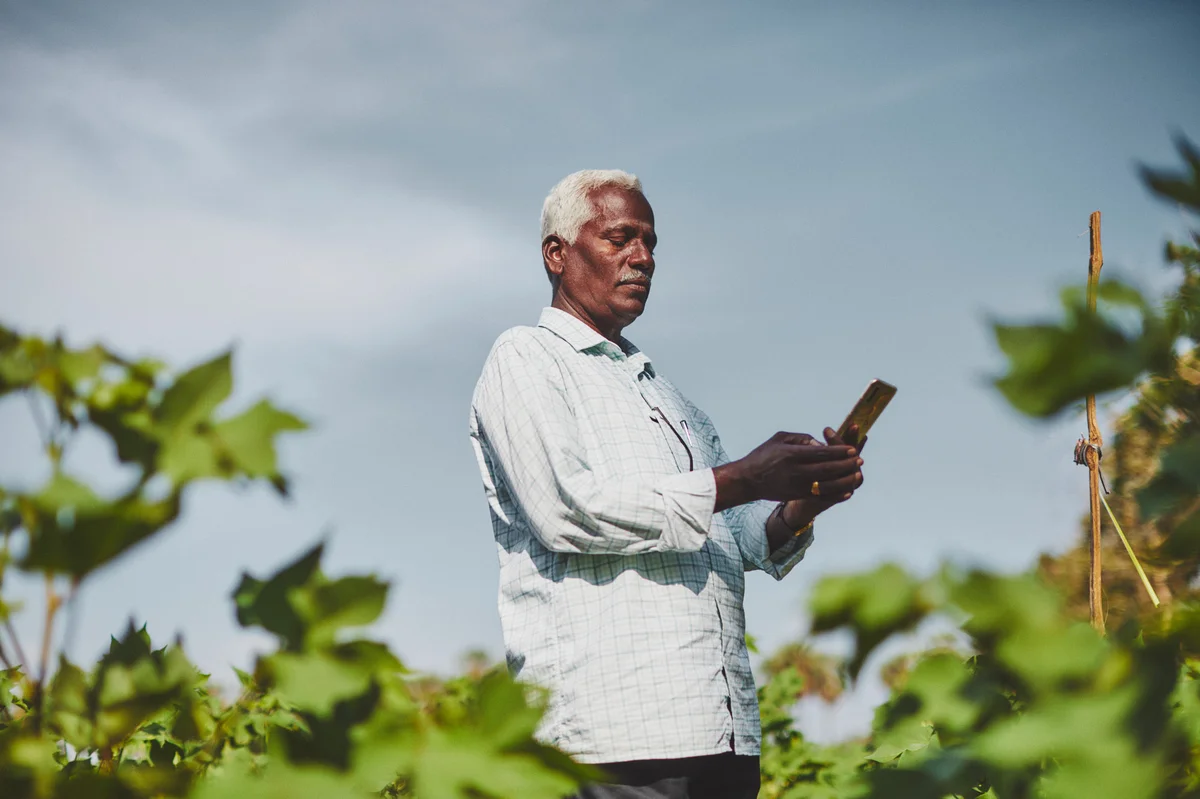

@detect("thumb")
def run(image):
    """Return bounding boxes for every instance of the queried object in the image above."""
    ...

[823,426,848,446]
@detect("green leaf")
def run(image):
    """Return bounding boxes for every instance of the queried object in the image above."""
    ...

[232,666,256,690]
[55,344,108,384]
[1171,664,1200,748]
[898,654,982,735]
[233,543,324,648]
[1036,755,1162,799]
[153,351,232,433]
[154,428,222,486]
[1060,279,1153,311]
[0,332,38,396]
[758,666,806,738]
[99,623,153,669]
[995,620,1106,692]
[259,647,386,717]
[952,570,1063,637]
[233,543,391,653]
[0,323,18,352]
[1140,135,1200,213]
[0,665,24,703]
[110,761,195,797]
[91,630,199,749]
[810,564,934,678]
[476,670,545,750]
[992,281,1174,418]
[46,657,93,750]
[413,728,590,799]
[30,471,105,511]
[212,399,307,489]
[19,475,181,577]
[859,767,948,799]
[330,639,406,674]
[278,681,381,769]
[972,687,1136,766]
[292,575,390,648]
[867,717,933,763]
[170,689,217,744]
[155,397,307,489]
[189,758,369,799]
[1140,430,1200,522]
[88,407,158,470]
[1158,508,1200,561]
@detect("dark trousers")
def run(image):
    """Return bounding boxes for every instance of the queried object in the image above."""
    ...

[576,752,760,799]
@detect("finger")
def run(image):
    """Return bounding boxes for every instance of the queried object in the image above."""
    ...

[823,426,847,447]
[785,441,857,460]
[800,458,863,481]
[810,471,864,501]
[773,431,818,447]
[828,424,871,450]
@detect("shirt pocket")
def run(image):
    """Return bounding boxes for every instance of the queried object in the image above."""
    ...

[571,367,677,478]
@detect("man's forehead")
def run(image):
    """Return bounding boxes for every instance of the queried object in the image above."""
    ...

[588,186,655,228]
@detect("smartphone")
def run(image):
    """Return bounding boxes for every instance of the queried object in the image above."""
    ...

[836,379,897,446]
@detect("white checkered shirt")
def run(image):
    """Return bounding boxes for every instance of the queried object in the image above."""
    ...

[468,307,813,764]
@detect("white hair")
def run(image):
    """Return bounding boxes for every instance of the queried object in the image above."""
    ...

[540,169,643,244]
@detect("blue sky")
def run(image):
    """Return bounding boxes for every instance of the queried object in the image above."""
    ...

[1,0,1198,740]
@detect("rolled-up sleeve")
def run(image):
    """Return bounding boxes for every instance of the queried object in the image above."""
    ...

[471,337,716,556]
[731,498,814,579]
[692,408,814,580]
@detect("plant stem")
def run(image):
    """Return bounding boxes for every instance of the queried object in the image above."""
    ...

[38,577,61,700]
[3,618,29,671]
[1086,210,1105,634]
[26,389,55,462]
[61,578,81,662]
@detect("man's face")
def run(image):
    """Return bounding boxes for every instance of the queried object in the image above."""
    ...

[546,186,657,334]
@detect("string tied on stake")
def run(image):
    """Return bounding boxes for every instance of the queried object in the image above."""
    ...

[1073,440,1109,493]
[1073,435,1161,608]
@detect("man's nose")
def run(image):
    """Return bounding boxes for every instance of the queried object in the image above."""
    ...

[628,239,654,270]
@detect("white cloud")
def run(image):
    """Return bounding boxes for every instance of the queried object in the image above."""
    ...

[645,34,1093,152]
[0,26,534,359]
[1,136,527,356]
[249,0,569,124]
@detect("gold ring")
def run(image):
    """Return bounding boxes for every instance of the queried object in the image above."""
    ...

[811,481,821,497]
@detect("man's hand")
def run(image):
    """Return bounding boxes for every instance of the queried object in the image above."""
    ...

[777,425,867,529]
[713,426,864,513]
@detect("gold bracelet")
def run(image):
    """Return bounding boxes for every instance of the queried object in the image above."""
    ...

[774,502,813,536]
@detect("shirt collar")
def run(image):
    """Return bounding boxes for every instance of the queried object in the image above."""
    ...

[537,307,655,376]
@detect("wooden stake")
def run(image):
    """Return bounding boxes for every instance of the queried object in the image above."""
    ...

[1087,211,1105,633]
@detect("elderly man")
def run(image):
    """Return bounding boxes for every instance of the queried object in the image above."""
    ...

[468,170,865,799]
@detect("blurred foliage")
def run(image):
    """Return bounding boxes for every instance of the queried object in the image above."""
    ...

[1036,212,1200,629]
[0,333,595,797]
[1,135,1197,798]
[755,135,1200,798]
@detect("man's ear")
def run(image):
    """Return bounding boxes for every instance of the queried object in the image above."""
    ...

[542,235,567,281]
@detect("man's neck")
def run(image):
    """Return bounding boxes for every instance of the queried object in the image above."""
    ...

[550,294,624,344]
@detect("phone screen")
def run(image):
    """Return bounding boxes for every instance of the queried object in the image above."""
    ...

[836,379,897,444]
